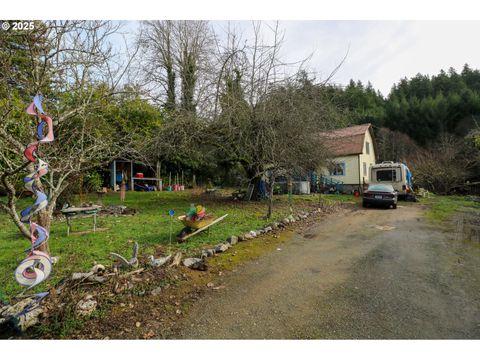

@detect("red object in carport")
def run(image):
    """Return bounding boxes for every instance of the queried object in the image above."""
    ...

[354,190,360,197]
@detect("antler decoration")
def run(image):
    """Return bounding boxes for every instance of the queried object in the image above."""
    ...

[14,95,54,289]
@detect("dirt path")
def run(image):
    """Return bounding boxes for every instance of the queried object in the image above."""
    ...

[170,204,480,339]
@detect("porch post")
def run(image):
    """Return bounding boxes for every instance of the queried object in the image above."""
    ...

[130,161,134,191]
[111,160,116,190]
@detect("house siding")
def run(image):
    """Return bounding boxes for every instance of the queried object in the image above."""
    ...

[359,129,376,184]
[319,127,376,188]
[319,154,360,185]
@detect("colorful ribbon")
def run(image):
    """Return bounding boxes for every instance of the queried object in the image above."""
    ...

[15,95,54,288]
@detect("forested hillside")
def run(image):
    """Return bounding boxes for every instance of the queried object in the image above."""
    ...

[329,64,480,144]
[326,64,480,192]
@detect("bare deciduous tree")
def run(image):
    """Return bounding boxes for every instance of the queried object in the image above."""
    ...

[0,20,139,240]
[375,127,420,162]
[409,134,474,194]
[138,20,215,114]
[207,22,339,217]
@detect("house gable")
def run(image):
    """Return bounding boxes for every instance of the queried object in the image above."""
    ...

[318,123,377,187]
[319,123,372,157]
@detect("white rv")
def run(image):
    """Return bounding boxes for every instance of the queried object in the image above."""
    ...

[370,161,414,199]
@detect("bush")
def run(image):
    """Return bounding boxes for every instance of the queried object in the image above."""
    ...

[84,171,103,192]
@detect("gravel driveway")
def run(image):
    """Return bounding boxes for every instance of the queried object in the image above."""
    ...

[171,204,480,339]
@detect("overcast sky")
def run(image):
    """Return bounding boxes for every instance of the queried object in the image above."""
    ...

[271,21,480,96]
[123,20,480,97]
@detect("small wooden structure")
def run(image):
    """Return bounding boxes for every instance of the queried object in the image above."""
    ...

[61,205,102,236]
[110,160,162,191]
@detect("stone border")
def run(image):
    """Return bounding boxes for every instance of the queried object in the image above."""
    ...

[182,208,325,269]
[1,207,330,333]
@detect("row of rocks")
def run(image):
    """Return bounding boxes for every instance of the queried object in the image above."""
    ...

[182,208,323,270]
[2,208,325,333]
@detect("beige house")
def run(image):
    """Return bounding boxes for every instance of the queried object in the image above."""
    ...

[319,123,377,193]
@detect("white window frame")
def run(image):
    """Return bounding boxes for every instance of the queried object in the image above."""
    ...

[330,162,346,176]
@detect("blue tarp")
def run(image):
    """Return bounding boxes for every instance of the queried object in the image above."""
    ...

[403,163,412,189]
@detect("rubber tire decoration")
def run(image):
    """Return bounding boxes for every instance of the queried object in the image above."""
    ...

[14,95,55,288]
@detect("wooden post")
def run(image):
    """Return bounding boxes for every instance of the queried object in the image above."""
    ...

[110,160,117,191]
[287,175,293,215]
[79,173,85,204]
[130,161,134,191]
[120,163,126,202]
[156,160,161,191]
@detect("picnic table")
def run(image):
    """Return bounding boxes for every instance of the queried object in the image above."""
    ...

[60,205,102,236]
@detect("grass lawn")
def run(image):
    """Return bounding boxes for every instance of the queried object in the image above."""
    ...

[0,190,357,300]
[422,194,480,223]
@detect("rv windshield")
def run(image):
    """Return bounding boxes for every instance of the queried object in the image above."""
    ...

[376,169,397,182]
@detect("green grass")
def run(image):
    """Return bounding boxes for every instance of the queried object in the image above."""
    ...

[0,190,355,300]
[423,194,480,222]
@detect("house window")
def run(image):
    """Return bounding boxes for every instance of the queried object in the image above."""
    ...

[366,141,370,155]
[330,162,346,176]
[363,162,367,176]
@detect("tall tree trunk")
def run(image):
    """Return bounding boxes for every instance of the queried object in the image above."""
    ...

[245,166,262,201]
[156,160,161,190]
[287,175,293,215]
[37,208,52,253]
[165,63,176,111]
[266,178,275,219]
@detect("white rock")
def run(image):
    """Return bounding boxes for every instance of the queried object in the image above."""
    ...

[76,298,97,317]
[149,255,172,267]
[215,243,230,253]
[227,235,238,245]
[18,307,43,331]
[151,287,162,296]
[0,298,34,317]
[183,258,202,268]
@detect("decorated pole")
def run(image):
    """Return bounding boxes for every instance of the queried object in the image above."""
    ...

[168,209,175,253]
[15,95,55,289]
